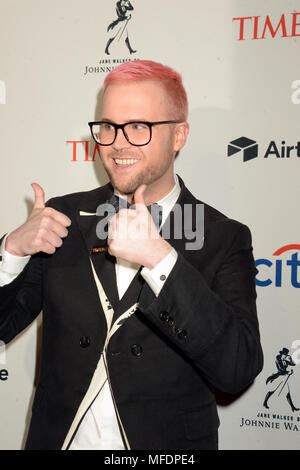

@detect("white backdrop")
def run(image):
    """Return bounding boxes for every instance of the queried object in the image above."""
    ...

[0,0,300,449]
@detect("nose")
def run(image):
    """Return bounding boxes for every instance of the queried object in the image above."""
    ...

[112,127,130,149]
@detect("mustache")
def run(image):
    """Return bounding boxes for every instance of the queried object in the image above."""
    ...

[108,149,141,159]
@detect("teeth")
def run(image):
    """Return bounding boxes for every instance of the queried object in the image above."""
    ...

[115,159,138,166]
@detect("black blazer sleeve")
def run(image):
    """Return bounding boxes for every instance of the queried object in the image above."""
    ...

[0,196,62,343]
[138,222,264,394]
[0,196,56,343]
[0,248,43,344]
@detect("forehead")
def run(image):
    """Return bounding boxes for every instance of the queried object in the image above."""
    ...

[101,80,170,121]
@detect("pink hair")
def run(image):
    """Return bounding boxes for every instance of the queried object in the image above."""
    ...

[103,60,188,120]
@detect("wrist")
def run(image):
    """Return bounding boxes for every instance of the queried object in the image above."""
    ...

[5,232,26,257]
[143,239,172,270]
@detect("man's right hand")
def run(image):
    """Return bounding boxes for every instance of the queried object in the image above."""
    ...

[5,183,71,257]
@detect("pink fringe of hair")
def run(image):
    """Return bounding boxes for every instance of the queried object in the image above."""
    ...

[103,60,188,120]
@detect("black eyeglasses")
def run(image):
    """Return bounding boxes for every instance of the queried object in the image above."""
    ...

[88,120,183,146]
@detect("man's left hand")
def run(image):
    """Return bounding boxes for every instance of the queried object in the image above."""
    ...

[107,184,172,269]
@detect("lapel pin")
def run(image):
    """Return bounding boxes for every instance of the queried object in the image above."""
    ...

[91,247,108,254]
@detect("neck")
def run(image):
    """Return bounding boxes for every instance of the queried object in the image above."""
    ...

[123,173,176,206]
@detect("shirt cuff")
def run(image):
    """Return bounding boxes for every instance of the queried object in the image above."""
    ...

[141,248,178,297]
[0,234,31,286]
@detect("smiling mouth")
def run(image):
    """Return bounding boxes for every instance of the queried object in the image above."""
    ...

[113,158,139,167]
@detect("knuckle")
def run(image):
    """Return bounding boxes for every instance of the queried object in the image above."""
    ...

[107,241,114,254]
[64,216,71,226]
[33,238,42,250]
[62,228,68,238]
[37,227,46,238]
[41,216,51,227]
[108,240,117,252]
[47,246,56,255]
[44,207,53,216]
[56,238,63,247]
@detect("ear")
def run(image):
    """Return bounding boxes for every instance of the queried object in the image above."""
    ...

[173,122,189,152]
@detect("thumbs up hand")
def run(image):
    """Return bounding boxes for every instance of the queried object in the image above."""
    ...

[107,184,172,269]
[31,182,46,210]
[5,183,71,257]
[132,183,147,208]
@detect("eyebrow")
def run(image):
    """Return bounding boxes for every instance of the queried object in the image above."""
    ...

[100,118,150,123]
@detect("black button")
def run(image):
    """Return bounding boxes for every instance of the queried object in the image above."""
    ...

[160,274,166,281]
[80,336,90,348]
[167,317,175,327]
[177,329,187,340]
[131,344,143,357]
[159,311,169,322]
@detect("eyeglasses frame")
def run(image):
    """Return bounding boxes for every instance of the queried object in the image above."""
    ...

[88,120,183,147]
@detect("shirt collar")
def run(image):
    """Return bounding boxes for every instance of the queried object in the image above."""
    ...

[114,173,181,226]
[156,174,180,226]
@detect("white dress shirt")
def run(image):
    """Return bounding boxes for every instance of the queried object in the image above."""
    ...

[0,175,181,449]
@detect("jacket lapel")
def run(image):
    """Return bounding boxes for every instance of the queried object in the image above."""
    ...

[75,183,120,310]
[137,177,205,304]
[75,177,204,325]
[111,268,144,324]
[160,176,204,256]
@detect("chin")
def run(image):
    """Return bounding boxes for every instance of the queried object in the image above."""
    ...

[110,178,136,195]
[116,184,138,195]
[112,174,145,195]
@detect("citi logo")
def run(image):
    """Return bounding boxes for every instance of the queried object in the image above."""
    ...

[256,245,300,288]
[228,137,300,162]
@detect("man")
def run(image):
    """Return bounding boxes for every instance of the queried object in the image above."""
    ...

[0,60,263,450]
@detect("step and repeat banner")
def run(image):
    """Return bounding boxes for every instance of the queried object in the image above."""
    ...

[0,0,299,450]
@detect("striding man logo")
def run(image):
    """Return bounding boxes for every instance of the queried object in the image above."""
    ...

[263,347,299,412]
[105,0,137,55]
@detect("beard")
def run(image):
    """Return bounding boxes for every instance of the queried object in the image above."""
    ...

[104,166,157,195]
[101,150,174,196]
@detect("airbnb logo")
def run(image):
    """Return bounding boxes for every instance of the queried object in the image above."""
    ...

[233,12,300,40]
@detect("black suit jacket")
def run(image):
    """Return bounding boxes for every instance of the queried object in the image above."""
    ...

[0,176,263,450]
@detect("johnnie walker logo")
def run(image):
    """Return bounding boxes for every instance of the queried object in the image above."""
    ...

[105,0,137,56]
[263,348,299,413]
[239,345,300,437]
[84,0,140,76]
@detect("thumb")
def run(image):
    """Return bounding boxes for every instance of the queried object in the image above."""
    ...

[133,184,147,207]
[31,182,45,209]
